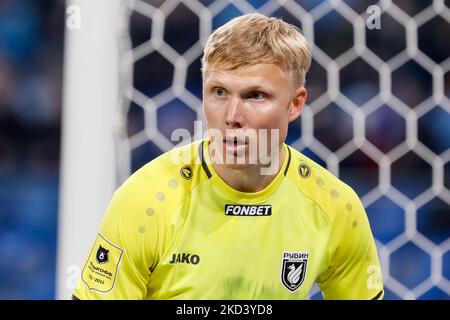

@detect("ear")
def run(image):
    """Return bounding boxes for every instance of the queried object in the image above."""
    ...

[288,86,307,123]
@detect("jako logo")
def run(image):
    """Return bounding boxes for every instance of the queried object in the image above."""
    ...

[225,204,272,216]
[169,253,200,265]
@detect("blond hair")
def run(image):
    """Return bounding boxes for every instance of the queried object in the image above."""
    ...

[202,13,312,86]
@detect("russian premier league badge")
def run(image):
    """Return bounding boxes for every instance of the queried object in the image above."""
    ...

[281,252,309,292]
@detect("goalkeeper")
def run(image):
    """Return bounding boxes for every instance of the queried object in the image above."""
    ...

[73,13,383,300]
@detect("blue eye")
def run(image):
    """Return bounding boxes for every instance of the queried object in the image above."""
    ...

[214,88,226,96]
[249,91,265,100]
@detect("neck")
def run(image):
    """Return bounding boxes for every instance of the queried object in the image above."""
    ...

[209,144,285,193]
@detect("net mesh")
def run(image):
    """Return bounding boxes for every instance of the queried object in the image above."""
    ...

[116,0,450,299]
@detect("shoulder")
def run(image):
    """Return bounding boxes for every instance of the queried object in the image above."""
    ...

[119,139,208,191]
[109,139,208,221]
[285,145,364,225]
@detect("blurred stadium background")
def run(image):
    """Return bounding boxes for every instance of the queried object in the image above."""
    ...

[0,0,449,299]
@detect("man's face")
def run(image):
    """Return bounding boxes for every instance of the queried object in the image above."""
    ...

[203,63,306,169]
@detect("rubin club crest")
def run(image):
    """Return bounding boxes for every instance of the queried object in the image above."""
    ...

[281,252,309,292]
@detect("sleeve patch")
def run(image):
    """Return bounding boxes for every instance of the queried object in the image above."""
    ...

[81,233,124,293]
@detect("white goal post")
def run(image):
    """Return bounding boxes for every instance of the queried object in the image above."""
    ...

[56,0,126,300]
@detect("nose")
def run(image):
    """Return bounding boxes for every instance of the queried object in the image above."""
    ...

[225,97,245,128]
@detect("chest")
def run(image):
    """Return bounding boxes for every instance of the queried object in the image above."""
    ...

[147,196,331,299]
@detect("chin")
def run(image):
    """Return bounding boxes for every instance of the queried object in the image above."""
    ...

[210,141,277,168]
[221,161,255,170]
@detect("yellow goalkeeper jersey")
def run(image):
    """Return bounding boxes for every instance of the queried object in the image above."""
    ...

[73,138,384,300]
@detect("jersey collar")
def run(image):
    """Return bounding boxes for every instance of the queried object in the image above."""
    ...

[198,137,292,202]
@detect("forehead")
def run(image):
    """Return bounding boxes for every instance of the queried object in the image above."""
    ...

[203,63,293,89]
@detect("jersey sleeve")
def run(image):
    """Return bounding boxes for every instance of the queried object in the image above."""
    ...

[317,187,384,300]
[73,175,165,300]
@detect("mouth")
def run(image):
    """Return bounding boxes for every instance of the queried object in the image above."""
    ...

[223,136,248,146]
[222,136,248,154]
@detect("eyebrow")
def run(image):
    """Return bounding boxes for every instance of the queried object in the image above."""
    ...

[205,78,275,93]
